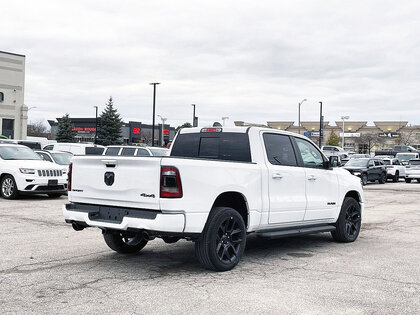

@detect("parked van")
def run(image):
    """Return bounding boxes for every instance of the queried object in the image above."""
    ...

[43,143,105,155]
[0,139,42,150]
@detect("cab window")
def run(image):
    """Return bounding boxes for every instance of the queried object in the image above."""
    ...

[136,148,150,156]
[263,133,297,166]
[295,138,324,168]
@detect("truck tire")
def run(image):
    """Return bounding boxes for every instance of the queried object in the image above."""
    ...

[378,172,386,184]
[331,197,361,243]
[1,175,19,199]
[393,171,399,182]
[195,207,246,271]
[405,178,412,183]
[103,231,148,254]
[417,179,420,183]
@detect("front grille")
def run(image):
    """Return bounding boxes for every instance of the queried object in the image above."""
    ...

[38,170,62,177]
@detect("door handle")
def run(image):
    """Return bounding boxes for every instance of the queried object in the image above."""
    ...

[272,173,283,179]
[308,175,317,181]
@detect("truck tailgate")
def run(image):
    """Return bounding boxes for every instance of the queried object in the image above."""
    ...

[69,156,161,209]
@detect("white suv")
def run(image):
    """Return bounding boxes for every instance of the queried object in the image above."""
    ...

[0,144,68,199]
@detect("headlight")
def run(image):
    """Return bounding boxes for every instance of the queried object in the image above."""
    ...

[19,168,36,174]
[353,172,361,176]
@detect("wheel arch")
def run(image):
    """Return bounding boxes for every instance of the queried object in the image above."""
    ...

[344,190,362,204]
[211,191,249,228]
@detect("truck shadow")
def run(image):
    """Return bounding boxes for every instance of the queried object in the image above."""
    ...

[94,233,336,276]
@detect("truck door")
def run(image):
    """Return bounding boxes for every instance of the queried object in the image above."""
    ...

[262,133,307,224]
[293,137,339,221]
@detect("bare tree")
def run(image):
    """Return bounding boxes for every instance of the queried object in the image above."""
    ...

[398,129,416,145]
[141,131,152,145]
[27,120,51,138]
[355,133,385,154]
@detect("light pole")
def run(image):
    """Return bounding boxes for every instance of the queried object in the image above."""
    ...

[157,115,167,146]
[341,116,350,149]
[150,83,160,146]
[319,101,323,148]
[93,106,98,144]
[222,117,229,126]
[191,104,197,127]
[298,99,307,134]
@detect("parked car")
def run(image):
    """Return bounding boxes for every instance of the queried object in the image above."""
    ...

[63,126,363,271]
[0,139,42,150]
[404,159,420,183]
[34,150,72,172]
[0,144,68,199]
[343,158,387,185]
[103,145,169,157]
[349,154,370,159]
[43,143,105,155]
[375,145,420,157]
[395,152,420,165]
[378,158,406,182]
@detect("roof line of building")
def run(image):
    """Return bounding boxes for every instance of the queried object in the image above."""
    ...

[0,51,26,57]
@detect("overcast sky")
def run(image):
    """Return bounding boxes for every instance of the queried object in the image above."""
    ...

[2,0,420,128]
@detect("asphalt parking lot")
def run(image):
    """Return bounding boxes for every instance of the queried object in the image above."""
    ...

[1,182,419,314]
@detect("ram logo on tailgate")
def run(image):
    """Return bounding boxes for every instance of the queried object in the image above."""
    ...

[104,172,115,186]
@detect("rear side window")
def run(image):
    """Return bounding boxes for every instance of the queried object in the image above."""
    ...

[121,148,136,156]
[86,147,104,155]
[136,148,150,156]
[171,132,251,162]
[263,133,297,166]
[104,147,120,156]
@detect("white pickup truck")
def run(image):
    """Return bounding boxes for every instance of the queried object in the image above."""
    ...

[64,126,364,271]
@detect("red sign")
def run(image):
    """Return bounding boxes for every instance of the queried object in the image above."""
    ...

[72,127,96,131]
[163,129,169,135]
[132,127,140,134]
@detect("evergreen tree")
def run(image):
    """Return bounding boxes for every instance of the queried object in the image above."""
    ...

[56,114,76,142]
[327,131,341,146]
[97,97,123,146]
[176,122,192,133]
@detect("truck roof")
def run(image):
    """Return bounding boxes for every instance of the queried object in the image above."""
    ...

[179,126,309,140]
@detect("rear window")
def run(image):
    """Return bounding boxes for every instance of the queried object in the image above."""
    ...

[171,132,251,162]
[409,160,420,165]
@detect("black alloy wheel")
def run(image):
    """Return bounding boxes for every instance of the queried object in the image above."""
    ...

[379,172,386,184]
[405,178,412,183]
[195,207,246,271]
[215,216,244,264]
[393,171,399,182]
[332,197,361,242]
[361,174,368,186]
[103,231,148,254]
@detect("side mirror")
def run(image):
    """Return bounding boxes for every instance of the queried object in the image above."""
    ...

[328,156,341,168]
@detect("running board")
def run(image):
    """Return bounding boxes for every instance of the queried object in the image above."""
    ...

[256,225,336,239]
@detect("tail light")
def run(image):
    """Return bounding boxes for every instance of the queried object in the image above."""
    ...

[68,163,72,191]
[160,166,182,198]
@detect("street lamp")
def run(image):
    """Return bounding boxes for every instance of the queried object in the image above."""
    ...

[341,116,350,149]
[222,117,229,126]
[298,99,307,134]
[150,82,160,146]
[298,98,307,134]
[157,115,167,146]
[93,106,98,144]
[191,104,197,127]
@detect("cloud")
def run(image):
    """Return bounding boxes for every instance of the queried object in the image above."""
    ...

[1,0,420,128]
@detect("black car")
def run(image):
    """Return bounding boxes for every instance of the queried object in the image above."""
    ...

[343,158,387,185]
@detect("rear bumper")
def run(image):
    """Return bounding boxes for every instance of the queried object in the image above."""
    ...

[63,203,186,233]
[405,173,420,179]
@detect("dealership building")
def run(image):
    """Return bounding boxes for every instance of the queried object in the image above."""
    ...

[48,118,176,146]
[0,51,27,139]
[235,120,420,152]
